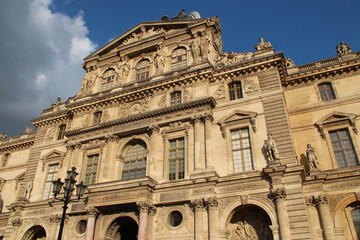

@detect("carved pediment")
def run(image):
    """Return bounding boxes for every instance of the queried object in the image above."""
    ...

[218,110,258,137]
[41,150,65,171]
[315,112,358,139]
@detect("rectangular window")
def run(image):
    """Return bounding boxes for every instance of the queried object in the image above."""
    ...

[43,164,59,199]
[93,112,102,124]
[85,154,99,185]
[57,125,66,140]
[330,129,359,168]
[170,91,182,105]
[231,128,253,172]
[229,82,243,100]
[318,83,335,101]
[169,138,185,180]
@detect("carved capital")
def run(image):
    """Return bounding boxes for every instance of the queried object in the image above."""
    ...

[191,116,203,125]
[86,207,100,217]
[11,217,22,227]
[49,214,62,224]
[148,125,160,135]
[203,113,213,122]
[149,205,157,215]
[206,197,218,208]
[270,188,286,200]
[106,135,119,143]
[191,199,205,211]
[315,195,328,205]
[137,201,152,212]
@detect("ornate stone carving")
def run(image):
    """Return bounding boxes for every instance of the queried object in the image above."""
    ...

[137,201,151,212]
[306,144,319,170]
[120,26,165,46]
[270,188,286,200]
[191,199,205,211]
[118,55,130,80]
[183,89,192,102]
[0,133,6,140]
[206,197,218,208]
[254,37,272,50]
[82,115,90,127]
[243,78,259,94]
[218,181,269,193]
[102,110,110,122]
[285,57,295,68]
[154,45,165,73]
[11,217,22,227]
[24,125,33,133]
[264,133,280,162]
[218,197,240,213]
[45,128,55,142]
[307,194,329,207]
[158,95,166,108]
[49,214,62,223]
[86,207,100,217]
[327,193,352,215]
[24,178,33,200]
[78,72,96,96]
[215,51,253,68]
[106,135,119,142]
[336,41,352,56]
[240,195,249,205]
[214,84,225,99]
[148,125,160,134]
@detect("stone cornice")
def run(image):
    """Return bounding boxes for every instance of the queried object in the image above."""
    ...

[283,51,360,89]
[65,97,216,137]
[30,110,71,128]
[0,135,35,153]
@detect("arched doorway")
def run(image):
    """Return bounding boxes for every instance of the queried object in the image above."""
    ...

[21,225,47,240]
[227,205,273,240]
[105,216,138,240]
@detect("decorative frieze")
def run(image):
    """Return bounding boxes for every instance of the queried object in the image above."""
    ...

[218,181,269,193]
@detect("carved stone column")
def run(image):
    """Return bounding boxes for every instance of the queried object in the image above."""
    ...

[204,114,214,169]
[315,195,335,240]
[192,116,204,170]
[146,205,157,240]
[192,199,205,240]
[149,125,161,179]
[85,207,100,240]
[105,135,119,180]
[305,196,321,239]
[206,197,218,240]
[137,201,150,240]
[271,188,290,240]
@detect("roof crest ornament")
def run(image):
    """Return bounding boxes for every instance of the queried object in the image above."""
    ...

[162,10,201,21]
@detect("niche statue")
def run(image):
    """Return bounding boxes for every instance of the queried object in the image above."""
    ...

[264,133,279,162]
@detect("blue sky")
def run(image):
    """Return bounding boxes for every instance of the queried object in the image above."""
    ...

[0,0,359,137]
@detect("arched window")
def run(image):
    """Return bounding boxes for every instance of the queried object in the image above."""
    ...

[229,82,243,100]
[170,91,182,105]
[171,47,187,70]
[102,68,116,90]
[136,59,150,81]
[123,141,147,180]
[318,82,335,101]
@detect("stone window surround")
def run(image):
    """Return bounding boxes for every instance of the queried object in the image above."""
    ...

[316,118,359,169]
[171,46,188,71]
[121,140,148,180]
[135,58,151,81]
[224,77,245,102]
[80,143,104,185]
[344,202,360,239]
[218,111,258,174]
[315,80,338,103]
[162,126,189,182]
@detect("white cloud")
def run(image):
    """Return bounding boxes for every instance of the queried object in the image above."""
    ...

[0,0,97,137]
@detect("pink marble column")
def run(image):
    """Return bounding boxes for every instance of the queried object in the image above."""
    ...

[137,202,150,240]
[85,207,99,240]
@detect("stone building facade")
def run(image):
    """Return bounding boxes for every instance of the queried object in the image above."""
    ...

[0,11,360,240]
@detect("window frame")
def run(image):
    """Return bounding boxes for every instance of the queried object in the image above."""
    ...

[93,111,102,125]
[317,82,336,102]
[57,124,66,140]
[135,59,150,81]
[42,163,59,199]
[230,127,254,172]
[170,91,182,106]
[122,141,147,180]
[168,137,185,181]
[228,81,243,100]
[101,68,116,91]
[84,154,99,185]
[171,47,187,70]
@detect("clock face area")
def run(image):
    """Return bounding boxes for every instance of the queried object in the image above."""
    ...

[130,103,142,114]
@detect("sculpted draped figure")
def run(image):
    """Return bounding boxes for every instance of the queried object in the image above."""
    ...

[306,144,319,169]
[154,45,165,72]
[264,133,279,162]
[336,41,352,56]
[254,37,272,50]
[118,55,130,80]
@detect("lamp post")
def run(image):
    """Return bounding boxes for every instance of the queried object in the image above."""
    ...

[52,166,86,240]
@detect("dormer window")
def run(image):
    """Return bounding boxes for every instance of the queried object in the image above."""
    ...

[170,91,182,105]
[171,47,187,70]
[136,59,150,81]
[102,68,116,90]
[94,112,102,124]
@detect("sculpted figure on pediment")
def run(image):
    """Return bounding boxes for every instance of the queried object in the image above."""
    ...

[215,51,253,68]
[336,41,352,56]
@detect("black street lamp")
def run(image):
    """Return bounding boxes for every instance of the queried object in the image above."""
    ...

[53,166,86,240]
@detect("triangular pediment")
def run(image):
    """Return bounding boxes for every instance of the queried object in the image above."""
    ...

[85,19,205,60]
[42,150,65,160]
[218,110,258,124]
[315,111,357,126]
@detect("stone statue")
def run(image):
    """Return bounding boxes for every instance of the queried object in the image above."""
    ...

[0,133,7,140]
[254,37,272,50]
[190,38,201,61]
[285,57,295,68]
[306,144,319,169]
[118,56,130,80]
[264,133,279,162]
[154,45,165,72]
[199,31,210,59]
[25,125,33,134]
[24,178,33,200]
[336,41,352,56]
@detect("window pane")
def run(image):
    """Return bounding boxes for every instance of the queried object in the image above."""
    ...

[330,129,359,168]
[231,128,253,173]
[351,208,360,239]
[122,142,147,180]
